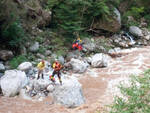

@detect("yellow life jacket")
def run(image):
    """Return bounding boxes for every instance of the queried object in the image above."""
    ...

[37,62,45,70]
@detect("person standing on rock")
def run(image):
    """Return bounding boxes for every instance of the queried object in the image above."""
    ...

[37,60,45,79]
[50,59,63,85]
[72,37,83,51]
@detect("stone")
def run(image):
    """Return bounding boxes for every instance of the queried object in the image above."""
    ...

[129,26,143,37]
[82,38,96,53]
[144,35,150,40]
[36,53,45,59]
[18,62,32,72]
[0,73,4,78]
[84,57,92,64]
[47,84,54,92]
[33,79,50,91]
[91,53,110,68]
[45,50,52,56]
[66,50,83,61]
[29,42,39,52]
[19,89,32,100]
[0,50,14,61]
[69,58,89,73]
[58,56,65,64]
[0,63,5,72]
[0,70,28,97]
[142,28,150,36]
[52,75,85,108]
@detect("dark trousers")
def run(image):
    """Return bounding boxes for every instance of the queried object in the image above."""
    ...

[37,70,44,79]
[52,70,62,84]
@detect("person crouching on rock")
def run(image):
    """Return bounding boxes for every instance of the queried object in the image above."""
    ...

[37,60,45,79]
[50,59,63,85]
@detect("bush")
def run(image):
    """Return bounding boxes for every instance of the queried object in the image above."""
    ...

[47,0,118,37]
[1,19,26,49]
[9,55,27,69]
[110,69,150,113]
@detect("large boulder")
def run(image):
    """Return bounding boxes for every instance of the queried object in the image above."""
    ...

[29,42,39,52]
[129,26,143,37]
[0,70,28,97]
[52,76,85,108]
[69,58,89,73]
[18,62,32,72]
[0,50,14,61]
[91,53,110,68]
[93,8,121,32]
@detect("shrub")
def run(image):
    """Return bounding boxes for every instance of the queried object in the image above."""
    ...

[110,69,150,113]
[1,19,26,49]
[9,55,27,69]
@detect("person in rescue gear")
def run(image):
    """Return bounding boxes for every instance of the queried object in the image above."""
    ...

[37,60,45,79]
[50,60,63,85]
[72,37,83,51]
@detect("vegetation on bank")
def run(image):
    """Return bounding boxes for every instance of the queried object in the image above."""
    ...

[110,69,150,113]
[0,0,150,67]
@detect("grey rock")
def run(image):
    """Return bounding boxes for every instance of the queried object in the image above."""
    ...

[129,26,143,37]
[33,79,50,91]
[0,73,4,78]
[144,35,150,40]
[52,75,85,108]
[84,57,92,64]
[19,89,32,100]
[108,48,121,54]
[0,70,28,97]
[0,63,5,72]
[18,62,32,72]
[47,84,54,92]
[142,28,150,36]
[91,53,110,68]
[45,50,52,56]
[58,56,65,64]
[29,42,39,52]
[36,53,45,59]
[66,50,83,61]
[82,38,96,53]
[69,58,88,73]
[0,50,13,61]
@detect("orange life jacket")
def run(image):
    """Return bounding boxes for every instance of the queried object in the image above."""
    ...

[53,62,62,71]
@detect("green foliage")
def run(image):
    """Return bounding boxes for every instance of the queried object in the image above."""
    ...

[9,55,27,69]
[110,69,150,113]
[46,0,59,10]
[92,0,110,19]
[144,14,150,30]
[52,0,85,34]
[1,20,26,48]
[35,36,44,44]
[125,7,144,19]
[47,0,116,36]
[38,46,46,54]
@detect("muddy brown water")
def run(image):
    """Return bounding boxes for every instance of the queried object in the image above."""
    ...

[1,46,150,113]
